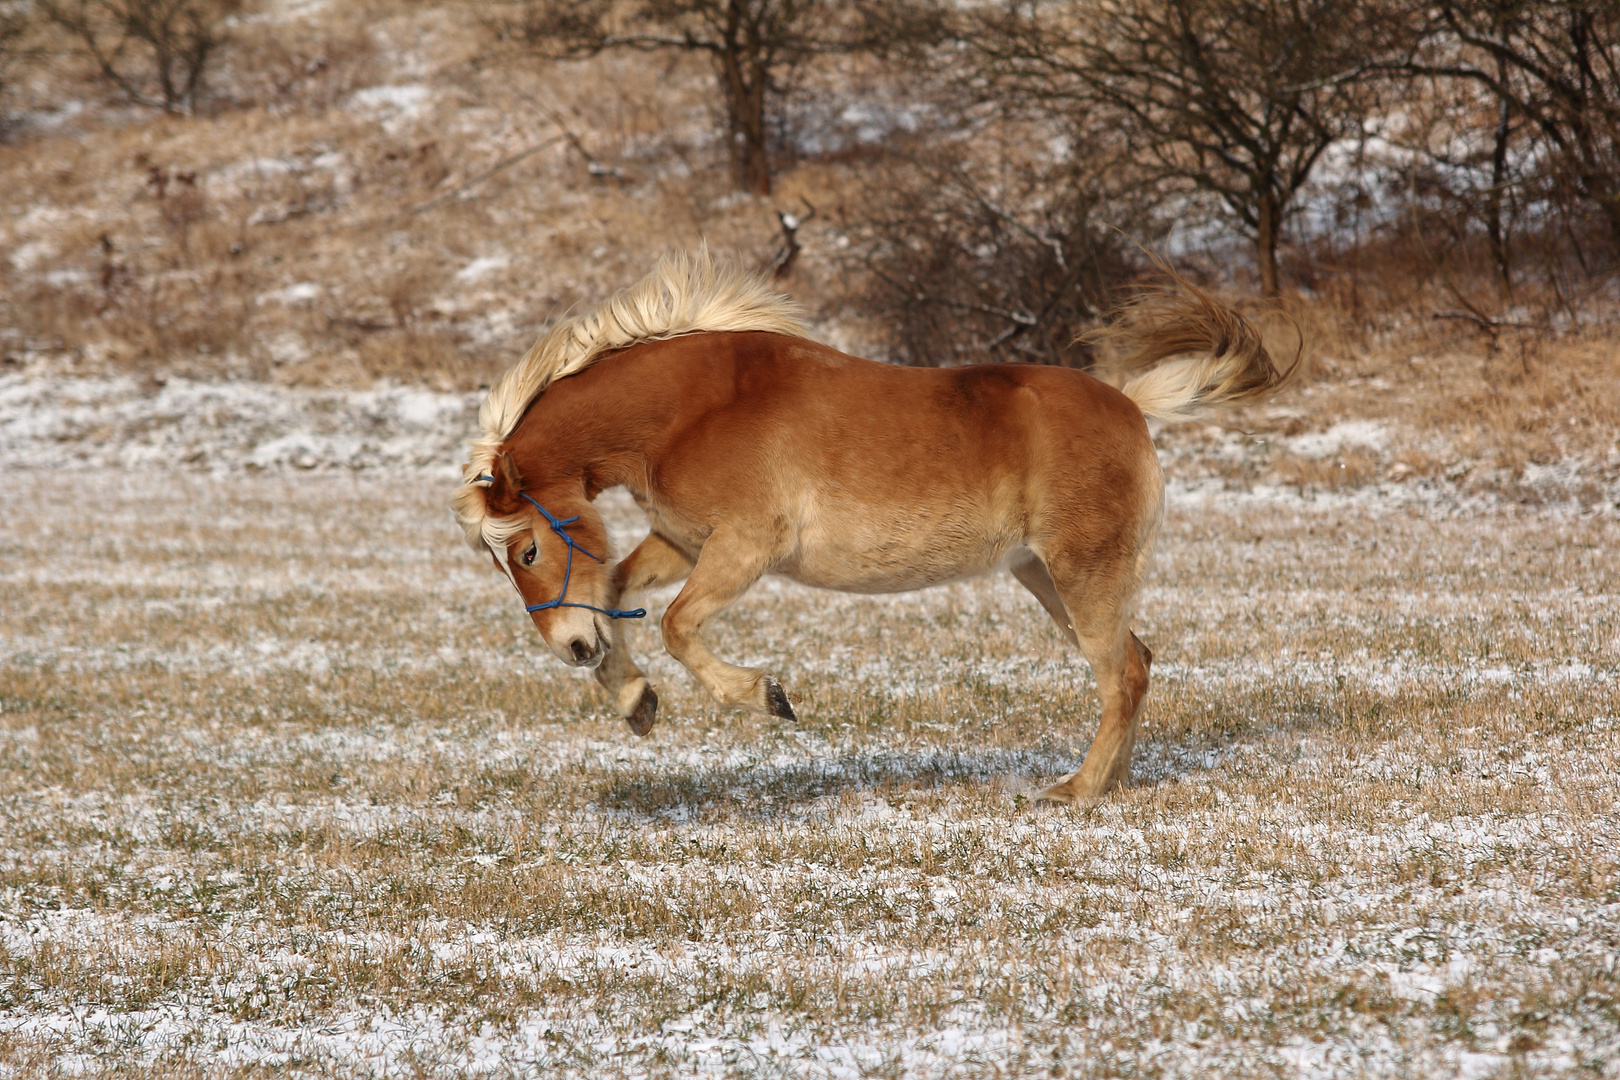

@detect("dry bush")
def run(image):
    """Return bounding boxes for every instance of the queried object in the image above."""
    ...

[217,8,386,115]
[0,5,36,137]
[1335,70,1620,344]
[1194,269,1620,498]
[1422,332,1620,456]
[839,143,1148,366]
[41,0,244,114]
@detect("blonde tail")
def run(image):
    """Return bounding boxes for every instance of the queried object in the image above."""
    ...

[1085,263,1299,421]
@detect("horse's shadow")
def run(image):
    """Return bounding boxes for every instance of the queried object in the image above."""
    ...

[588,734,1245,821]
[589,743,1079,821]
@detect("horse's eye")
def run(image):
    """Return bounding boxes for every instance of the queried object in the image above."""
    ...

[522,543,537,567]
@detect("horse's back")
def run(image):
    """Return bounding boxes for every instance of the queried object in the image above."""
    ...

[713,332,1150,453]
[723,332,1160,504]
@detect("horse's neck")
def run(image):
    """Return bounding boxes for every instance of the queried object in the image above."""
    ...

[512,346,684,493]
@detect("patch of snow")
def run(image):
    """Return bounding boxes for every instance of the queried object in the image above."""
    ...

[393,389,458,428]
[211,156,301,186]
[345,84,433,133]
[266,333,311,367]
[15,98,86,133]
[9,240,55,271]
[256,282,323,306]
[791,97,935,155]
[0,374,477,474]
[256,0,330,17]
[248,432,342,470]
[1523,460,1585,490]
[347,85,430,114]
[455,255,509,283]
[1287,420,1389,459]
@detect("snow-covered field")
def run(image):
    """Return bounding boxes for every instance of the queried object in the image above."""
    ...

[1,376,1617,1078]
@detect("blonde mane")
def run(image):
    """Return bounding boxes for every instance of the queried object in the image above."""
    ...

[452,248,808,551]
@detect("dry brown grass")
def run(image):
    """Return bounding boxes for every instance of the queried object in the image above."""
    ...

[0,465,1615,1076]
[1144,296,1620,508]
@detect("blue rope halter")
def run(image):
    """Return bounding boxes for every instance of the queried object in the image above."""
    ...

[476,477,646,621]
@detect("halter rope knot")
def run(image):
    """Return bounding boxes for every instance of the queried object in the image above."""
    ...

[475,476,646,621]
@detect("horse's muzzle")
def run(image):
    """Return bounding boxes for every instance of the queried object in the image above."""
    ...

[567,636,607,668]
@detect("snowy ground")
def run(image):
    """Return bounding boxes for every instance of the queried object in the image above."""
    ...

[1,376,1617,1078]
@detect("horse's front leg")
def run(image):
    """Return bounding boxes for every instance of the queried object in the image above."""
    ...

[597,532,694,736]
[660,527,797,721]
[593,621,658,736]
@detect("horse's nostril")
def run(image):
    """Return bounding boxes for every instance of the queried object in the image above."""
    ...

[571,639,593,664]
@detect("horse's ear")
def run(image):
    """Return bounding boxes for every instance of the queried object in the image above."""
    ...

[484,451,526,516]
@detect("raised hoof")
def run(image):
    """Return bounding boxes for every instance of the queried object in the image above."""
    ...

[763,676,797,722]
[624,683,658,737]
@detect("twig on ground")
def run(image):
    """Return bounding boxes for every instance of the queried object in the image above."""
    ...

[764,199,817,279]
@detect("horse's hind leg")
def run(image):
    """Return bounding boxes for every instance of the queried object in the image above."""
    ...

[1010,552,1079,647]
[1018,551,1154,804]
[1037,626,1152,803]
[659,527,797,721]
[599,532,695,736]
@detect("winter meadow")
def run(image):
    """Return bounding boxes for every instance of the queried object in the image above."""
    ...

[2,1,1619,1077]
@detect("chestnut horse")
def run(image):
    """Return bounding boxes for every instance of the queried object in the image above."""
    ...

[453,251,1293,803]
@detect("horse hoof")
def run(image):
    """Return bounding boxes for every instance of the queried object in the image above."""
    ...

[763,676,797,722]
[625,683,657,737]
[1034,783,1076,805]
[1034,781,1102,808]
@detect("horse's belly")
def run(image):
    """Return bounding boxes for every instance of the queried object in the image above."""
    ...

[782,562,997,593]
[778,517,1017,593]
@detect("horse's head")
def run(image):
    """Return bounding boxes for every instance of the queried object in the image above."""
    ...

[467,451,619,668]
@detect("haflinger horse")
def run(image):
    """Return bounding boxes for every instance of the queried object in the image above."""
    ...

[452,250,1294,804]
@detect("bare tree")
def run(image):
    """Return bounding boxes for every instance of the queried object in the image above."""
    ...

[505,0,889,194]
[42,0,242,114]
[1386,53,1534,303]
[1404,0,1620,255]
[966,0,1390,297]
